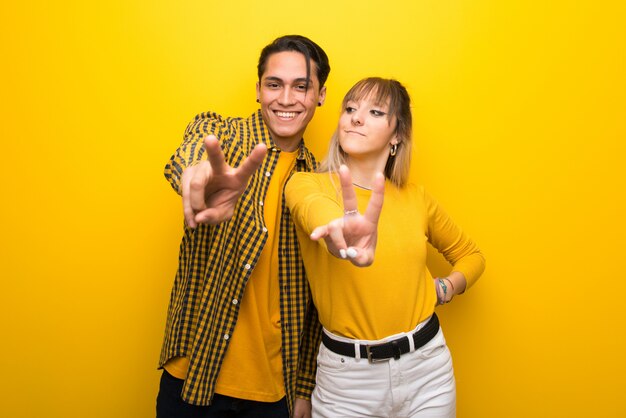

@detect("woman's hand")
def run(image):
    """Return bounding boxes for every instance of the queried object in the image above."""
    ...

[434,272,467,305]
[310,165,385,267]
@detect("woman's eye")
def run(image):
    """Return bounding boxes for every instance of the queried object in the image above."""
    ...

[371,109,386,117]
[345,106,356,113]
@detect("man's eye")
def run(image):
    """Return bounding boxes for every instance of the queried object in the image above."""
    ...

[295,84,308,91]
[267,83,280,89]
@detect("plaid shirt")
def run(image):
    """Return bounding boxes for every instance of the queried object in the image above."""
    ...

[160,110,321,409]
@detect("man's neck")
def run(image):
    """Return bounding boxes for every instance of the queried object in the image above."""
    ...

[274,136,302,152]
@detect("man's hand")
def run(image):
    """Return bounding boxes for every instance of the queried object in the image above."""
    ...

[310,165,385,267]
[181,135,267,227]
[293,398,312,418]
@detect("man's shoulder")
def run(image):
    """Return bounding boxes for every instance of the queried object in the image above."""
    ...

[186,110,247,130]
[183,110,263,145]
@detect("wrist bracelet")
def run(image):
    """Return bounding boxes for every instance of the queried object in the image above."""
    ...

[443,277,455,292]
[437,278,447,303]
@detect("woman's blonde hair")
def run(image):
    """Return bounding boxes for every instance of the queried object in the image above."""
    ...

[318,77,413,188]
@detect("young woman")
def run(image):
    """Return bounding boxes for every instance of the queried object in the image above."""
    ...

[285,77,485,417]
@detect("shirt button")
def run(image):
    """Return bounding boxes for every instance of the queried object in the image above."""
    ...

[244,264,251,270]
[224,334,230,340]
[259,201,264,206]
[265,171,271,177]
[232,298,238,305]
[262,227,268,233]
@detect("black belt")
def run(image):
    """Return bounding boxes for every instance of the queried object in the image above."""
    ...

[321,313,440,363]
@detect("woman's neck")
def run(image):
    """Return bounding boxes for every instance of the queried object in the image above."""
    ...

[345,156,387,190]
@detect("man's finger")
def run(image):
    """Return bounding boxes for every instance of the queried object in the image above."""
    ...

[203,135,228,175]
[182,166,197,228]
[339,165,358,214]
[189,162,211,213]
[235,143,268,181]
[194,206,235,225]
[363,172,385,224]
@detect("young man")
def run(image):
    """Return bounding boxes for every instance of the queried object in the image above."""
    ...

[157,35,330,418]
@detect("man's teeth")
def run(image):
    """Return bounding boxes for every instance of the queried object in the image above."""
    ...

[276,111,297,118]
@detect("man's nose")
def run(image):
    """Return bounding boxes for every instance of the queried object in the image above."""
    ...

[278,87,296,105]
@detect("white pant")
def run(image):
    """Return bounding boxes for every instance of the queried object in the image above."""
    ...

[312,325,456,418]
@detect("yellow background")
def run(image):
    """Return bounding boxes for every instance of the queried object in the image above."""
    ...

[1,1,624,417]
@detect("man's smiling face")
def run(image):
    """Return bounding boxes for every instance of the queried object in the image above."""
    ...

[256,51,326,151]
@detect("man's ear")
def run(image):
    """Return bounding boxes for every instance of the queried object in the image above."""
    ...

[318,85,327,106]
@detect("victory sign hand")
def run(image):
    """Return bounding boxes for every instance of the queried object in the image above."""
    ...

[181,135,267,228]
[310,165,385,267]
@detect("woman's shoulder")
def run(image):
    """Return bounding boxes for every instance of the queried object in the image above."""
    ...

[390,183,434,209]
[287,172,340,197]
[290,171,318,180]
[394,181,426,196]
[289,171,318,186]
[290,171,336,185]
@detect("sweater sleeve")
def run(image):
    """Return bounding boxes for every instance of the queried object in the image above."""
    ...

[285,172,344,235]
[424,189,486,289]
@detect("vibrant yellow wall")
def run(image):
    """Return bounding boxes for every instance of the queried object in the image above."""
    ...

[1,1,624,417]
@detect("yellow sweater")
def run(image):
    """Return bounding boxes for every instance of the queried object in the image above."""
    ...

[285,172,485,340]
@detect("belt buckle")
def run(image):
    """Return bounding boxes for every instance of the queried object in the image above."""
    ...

[365,343,389,364]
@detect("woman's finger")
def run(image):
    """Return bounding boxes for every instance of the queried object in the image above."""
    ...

[339,165,358,215]
[324,219,349,259]
[310,225,329,241]
[363,172,385,224]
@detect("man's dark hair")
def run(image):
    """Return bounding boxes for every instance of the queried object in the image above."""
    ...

[257,35,331,90]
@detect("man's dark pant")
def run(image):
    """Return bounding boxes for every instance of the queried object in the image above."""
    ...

[156,370,289,418]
